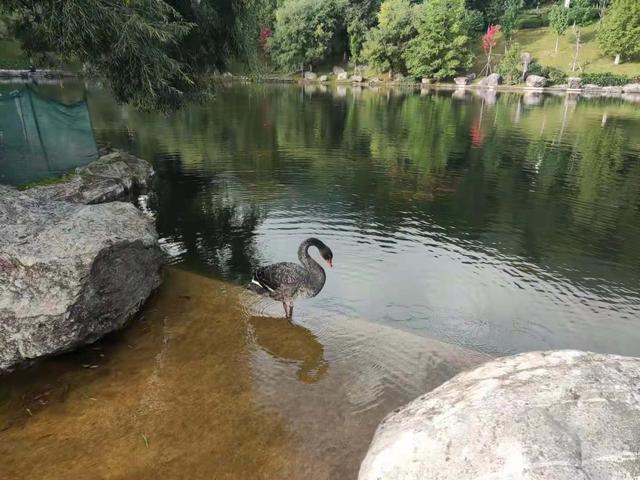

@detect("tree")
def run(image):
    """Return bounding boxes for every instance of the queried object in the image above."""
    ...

[597,0,640,64]
[568,0,597,25]
[480,24,501,75]
[2,0,270,110]
[3,0,193,110]
[404,0,474,81]
[169,0,274,72]
[345,0,381,62]
[500,0,524,50]
[268,0,346,71]
[361,0,416,77]
[549,4,570,52]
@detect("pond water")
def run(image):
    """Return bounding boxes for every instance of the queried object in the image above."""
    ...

[2,83,640,479]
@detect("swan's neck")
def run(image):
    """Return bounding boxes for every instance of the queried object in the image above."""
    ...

[298,239,326,278]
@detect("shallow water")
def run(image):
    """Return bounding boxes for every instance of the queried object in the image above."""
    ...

[0,268,486,479]
[2,83,640,478]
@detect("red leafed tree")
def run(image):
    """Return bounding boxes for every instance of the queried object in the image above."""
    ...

[259,26,271,48]
[481,24,500,76]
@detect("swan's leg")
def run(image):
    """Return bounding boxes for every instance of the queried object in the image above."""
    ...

[282,302,289,317]
[287,302,294,319]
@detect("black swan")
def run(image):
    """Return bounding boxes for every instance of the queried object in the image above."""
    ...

[250,238,333,318]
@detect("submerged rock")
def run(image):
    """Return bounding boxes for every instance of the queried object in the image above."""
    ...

[0,186,163,372]
[359,350,640,480]
[526,74,547,88]
[26,150,154,205]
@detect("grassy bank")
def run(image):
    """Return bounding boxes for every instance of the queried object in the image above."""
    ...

[485,24,640,76]
[0,40,29,69]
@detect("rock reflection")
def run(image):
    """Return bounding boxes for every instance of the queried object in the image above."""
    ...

[248,316,328,383]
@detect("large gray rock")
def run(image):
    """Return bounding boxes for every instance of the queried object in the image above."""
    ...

[26,150,154,205]
[526,74,547,88]
[567,77,582,89]
[454,76,472,86]
[332,66,346,75]
[480,73,502,87]
[351,74,364,83]
[622,83,640,93]
[304,71,317,80]
[359,350,640,480]
[0,185,163,372]
[336,71,349,81]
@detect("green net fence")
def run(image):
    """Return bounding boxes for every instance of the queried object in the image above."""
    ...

[0,85,98,186]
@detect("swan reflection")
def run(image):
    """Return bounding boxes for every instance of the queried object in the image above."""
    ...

[248,316,328,384]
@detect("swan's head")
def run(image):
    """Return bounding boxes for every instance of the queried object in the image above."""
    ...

[319,243,333,268]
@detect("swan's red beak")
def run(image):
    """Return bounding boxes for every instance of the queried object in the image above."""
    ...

[327,259,333,268]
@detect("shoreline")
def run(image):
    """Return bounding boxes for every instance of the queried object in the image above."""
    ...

[219,74,640,102]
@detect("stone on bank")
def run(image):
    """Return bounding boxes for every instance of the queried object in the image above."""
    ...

[0,152,164,372]
[359,350,640,480]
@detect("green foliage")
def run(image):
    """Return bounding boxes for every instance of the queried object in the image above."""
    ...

[362,0,416,74]
[598,0,640,63]
[268,0,346,71]
[580,72,633,85]
[543,66,567,84]
[527,63,566,84]
[548,5,570,37]
[345,0,381,62]
[403,0,474,80]
[497,43,524,84]
[500,0,525,45]
[3,0,193,111]
[568,0,598,26]
[517,6,551,29]
[170,0,274,72]
[465,9,486,33]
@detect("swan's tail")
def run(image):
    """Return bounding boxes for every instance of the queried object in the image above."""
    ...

[247,278,270,296]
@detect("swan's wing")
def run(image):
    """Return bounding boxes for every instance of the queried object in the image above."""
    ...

[253,262,306,292]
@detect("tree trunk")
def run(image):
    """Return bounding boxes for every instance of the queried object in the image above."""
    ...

[614,54,621,65]
[555,35,559,53]
[564,0,571,7]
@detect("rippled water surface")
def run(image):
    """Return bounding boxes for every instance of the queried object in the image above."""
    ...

[2,83,640,479]
[95,84,640,356]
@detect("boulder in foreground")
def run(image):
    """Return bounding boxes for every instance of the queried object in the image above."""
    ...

[0,183,163,372]
[359,350,640,480]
